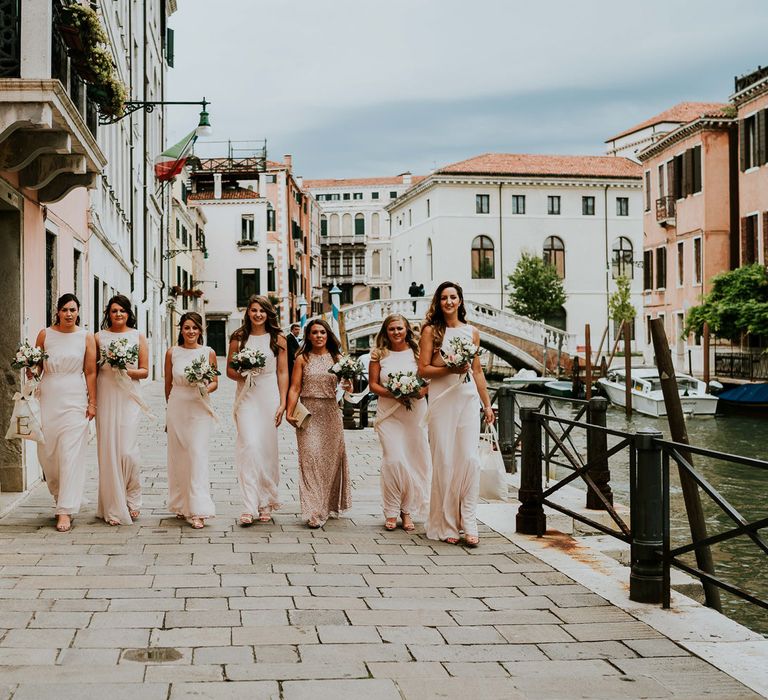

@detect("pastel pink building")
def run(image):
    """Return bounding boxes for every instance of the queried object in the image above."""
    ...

[634,105,736,372]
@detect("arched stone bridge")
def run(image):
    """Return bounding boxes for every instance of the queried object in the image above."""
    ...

[341,298,573,373]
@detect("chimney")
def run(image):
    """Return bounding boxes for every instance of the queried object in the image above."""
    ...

[296,176,303,188]
[213,173,222,199]
[402,171,412,185]
[283,154,292,170]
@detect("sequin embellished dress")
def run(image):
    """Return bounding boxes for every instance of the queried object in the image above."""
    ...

[296,352,351,524]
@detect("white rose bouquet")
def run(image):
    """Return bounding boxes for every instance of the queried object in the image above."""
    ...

[184,356,221,398]
[328,354,364,381]
[384,370,427,411]
[441,335,482,383]
[98,337,138,370]
[11,341,48,375]
[230,347,266,387]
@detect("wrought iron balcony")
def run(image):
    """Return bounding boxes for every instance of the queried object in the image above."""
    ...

[655,196,676,225]
[236,239,259,250]
[0,0,21,78]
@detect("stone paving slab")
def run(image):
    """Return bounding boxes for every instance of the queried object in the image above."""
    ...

[0,379,762,699]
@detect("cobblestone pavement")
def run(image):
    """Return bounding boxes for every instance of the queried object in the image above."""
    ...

[0,379,761,699]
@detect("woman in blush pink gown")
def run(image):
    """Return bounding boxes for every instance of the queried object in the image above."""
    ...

[286,318,351,528]
[34,293,98,533]
[227,295,288,526]
[95,294,149,525]
[368,314,431,532]
[164,312,218,529]
[418,281,495,547]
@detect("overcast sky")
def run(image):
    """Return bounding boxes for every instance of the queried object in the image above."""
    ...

[166,0,768,178]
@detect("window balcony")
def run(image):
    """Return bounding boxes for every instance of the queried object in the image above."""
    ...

[655,196,676,226]
[0,0,106,202]
[236,239,259,251]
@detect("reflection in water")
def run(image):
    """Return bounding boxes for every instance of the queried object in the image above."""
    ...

[509,391,767,637]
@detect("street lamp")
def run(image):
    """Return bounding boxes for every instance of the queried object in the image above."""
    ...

[99,98,213,131]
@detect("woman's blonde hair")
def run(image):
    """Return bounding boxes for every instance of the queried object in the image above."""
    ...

[371,314,419,361]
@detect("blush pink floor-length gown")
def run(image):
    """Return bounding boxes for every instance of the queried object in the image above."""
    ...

[37,327,90,516]
[166,345,216,521]
[234,333,281,517]
[426,325,482,541]
[95,328,143,524]
[374,349,431,520]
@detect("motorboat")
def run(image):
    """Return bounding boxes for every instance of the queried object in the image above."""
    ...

[503,369,552,390]
[597,368,719,417]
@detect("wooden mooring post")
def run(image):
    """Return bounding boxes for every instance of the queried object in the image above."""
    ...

[584,324,592,399]
[649,318,722,611]
[623,320,632,418]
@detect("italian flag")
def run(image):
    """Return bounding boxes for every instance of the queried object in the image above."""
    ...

[154,129,197,181]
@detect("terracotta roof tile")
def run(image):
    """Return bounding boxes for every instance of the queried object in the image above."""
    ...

[606,102,731,142]
[187,188,260,201]
[435,153,641,179]
[304,175,425,189]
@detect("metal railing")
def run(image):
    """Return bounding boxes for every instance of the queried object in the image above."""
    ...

[655,195,676,222]
[0,0,21,78]
[514,403,768,611]
[714,351,768,380]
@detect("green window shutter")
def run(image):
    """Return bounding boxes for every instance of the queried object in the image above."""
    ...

[757,110,767,166]
[166,28,175,68]
[739,119,747,171]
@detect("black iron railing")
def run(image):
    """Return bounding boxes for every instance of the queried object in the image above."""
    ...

[714,351,768,380]
[0,0,21,77]
[656,195,676,222]
[513,403,768,612]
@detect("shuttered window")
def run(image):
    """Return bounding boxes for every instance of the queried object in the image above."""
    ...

[655,247,667,289]
[643,250,653,290]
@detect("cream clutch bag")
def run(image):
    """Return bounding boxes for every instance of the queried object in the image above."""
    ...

[292,400,312,429]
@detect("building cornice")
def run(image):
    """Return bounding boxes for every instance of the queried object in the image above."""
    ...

[730,75,768,108]
[638,116,735,162]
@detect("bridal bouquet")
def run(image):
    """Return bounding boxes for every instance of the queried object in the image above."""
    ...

[441,335,482,383]
[11,341,48,372]
[230,347,266,387]
[384,370,427,411]
[98,337,138,370]
[328,354,364,381]
[184,356,220,398]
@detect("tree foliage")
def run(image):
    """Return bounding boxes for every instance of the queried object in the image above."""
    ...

[608,275,636,325]
[683,264,768,341]
[507,253,566,322]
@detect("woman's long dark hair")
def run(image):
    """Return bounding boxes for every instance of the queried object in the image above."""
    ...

[423,281,466,348]
[54,293,80,326]
[177,312,204,346]
[298,318,342,361]
[372,313,419,361]
[101,294,137,330]
[230,295,283,356]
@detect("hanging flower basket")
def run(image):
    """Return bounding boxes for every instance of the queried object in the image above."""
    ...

[58,24,85,54]
[191,289,204,298]
[169,285,183,297]
[58,5,108,48]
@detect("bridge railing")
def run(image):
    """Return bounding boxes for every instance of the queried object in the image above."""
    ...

[514,405,768,613]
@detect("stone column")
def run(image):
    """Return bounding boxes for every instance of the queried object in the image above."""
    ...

[21,0,53,80]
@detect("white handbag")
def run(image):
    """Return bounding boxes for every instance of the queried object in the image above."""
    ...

[479,423,507,501]
[5,383,44,444]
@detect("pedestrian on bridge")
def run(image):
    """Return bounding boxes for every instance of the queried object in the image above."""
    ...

[286,318,351,528]
[227,296,288,526]
[418,281,495,547]
[33,293,97,533]
[95,295,149,526]
[368,314,431,532]
[164,312,218,529]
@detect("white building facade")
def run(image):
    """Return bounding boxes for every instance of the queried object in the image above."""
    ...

[304,174,419,308]
[388,154,644,351]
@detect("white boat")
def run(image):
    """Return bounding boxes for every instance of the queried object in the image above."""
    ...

[597,368,719,417]
[503,369,551,390]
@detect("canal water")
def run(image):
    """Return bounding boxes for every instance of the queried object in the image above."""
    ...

[507,391,768,637]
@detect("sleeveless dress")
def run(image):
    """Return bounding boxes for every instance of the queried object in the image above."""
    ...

[234,333,281,517]
[375,349,431,520]
[95,328,143,524]
[296,352,351,525]
[37,327,89,515]
[166,345,216,521]
[426,325,482,540]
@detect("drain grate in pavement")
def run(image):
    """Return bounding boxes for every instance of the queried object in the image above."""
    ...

[123,647,182,662]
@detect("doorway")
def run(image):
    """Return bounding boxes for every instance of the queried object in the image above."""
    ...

[206,319,227,357]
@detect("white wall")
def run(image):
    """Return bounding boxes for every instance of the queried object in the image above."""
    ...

[390,178,644,351]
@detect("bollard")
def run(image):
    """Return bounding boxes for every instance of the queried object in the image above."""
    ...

[585,397,613,509]
[629,429,664,604]
[496,387,516,473]
[516,408,546,536]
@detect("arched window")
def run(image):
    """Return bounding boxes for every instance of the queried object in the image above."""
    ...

[543,236,565,278]
[471,235,495,279]
[545,306,567,331]
[371,213,380,237]
[354,213,365,236]
[329,213,340,236]
[612,236,634,279]
[320,215,328,237]
[342,213,352,236]
[427,238,433,281]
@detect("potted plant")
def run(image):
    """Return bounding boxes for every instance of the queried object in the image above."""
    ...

[191,289,204,298]
[58,4,108,54]
[169,285,182,297]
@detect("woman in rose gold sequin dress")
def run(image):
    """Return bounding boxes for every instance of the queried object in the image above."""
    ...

[286,319,351,528]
